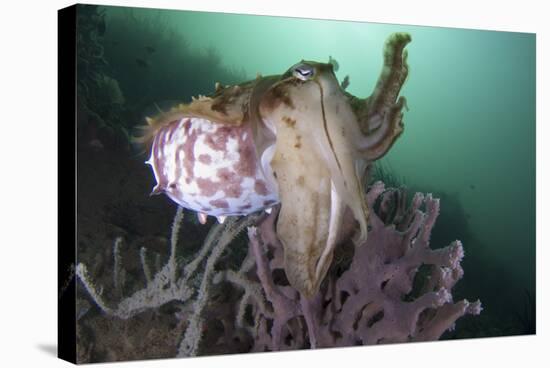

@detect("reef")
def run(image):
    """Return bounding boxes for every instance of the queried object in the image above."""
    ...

[241,182,481,349]
[76,182,481,359]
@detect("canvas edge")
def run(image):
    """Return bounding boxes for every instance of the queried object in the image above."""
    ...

[58,3,77,364]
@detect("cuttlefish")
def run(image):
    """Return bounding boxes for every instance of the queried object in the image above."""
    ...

[140,33,411,297]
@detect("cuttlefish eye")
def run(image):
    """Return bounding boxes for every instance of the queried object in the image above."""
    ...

[292,63,315,81]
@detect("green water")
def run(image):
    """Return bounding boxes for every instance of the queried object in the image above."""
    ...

[91,5,536,332]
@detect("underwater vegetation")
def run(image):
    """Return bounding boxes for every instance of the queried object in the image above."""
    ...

[370,161,408,189]
[244,184,481,349]
[371,163,474,251]
[370,162,534,340]
[77,5,129,150]
[76,5,247,151]
[76,182,480,357]
[74,18,482,359]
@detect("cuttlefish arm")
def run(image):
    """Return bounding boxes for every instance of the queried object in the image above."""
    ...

[258,34,411,297]
[347,32,411,161]
[259,63,370,296]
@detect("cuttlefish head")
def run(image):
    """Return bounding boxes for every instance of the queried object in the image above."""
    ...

[258,61,370,297]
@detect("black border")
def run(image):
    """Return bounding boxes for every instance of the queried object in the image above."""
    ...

[58,4,77,364]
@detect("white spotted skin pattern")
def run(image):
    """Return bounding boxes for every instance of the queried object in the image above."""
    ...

[148,117,279,216]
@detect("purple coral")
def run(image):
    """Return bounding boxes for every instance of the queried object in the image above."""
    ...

[241,181,481,350]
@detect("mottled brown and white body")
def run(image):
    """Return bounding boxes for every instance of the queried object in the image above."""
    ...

[147,117,278,217]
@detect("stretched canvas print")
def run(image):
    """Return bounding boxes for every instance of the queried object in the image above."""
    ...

[58,3,536,364]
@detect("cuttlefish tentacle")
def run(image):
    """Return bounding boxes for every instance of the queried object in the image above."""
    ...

[308,73,369,245]
[365,33,410,126]
[260,62,372,296]
[315,181,345,282]
[346,32,410,161]
[359,96,406,161]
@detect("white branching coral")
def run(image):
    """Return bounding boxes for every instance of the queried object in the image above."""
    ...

[177,214,261,357]
[76,206,263,356]
[76,207,192,319]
